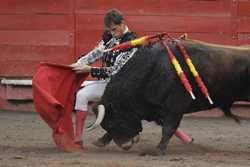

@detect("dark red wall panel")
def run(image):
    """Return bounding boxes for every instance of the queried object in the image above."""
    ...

[237,17,250,33]
[238,0,250,16]
[189,0,230,16]
[0,11,75,77]
[0,29,74,77]
[76,0,190,15]
[0,15,74,30]
[0,0,74,14]
[76,0,230,16]
[1,0,250,110]
[75,14,233,53]
[0,0,250,78]
[0,31,73,46]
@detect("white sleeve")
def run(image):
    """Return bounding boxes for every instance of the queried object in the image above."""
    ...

[76,40,105,65]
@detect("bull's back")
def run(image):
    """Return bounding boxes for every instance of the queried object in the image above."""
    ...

[180,40,250,112]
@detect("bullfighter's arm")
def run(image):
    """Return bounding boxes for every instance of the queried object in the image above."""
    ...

[75,40,106,65]
[73,31,113,66]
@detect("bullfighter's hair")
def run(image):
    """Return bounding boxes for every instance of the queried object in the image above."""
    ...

[104,9,124,28]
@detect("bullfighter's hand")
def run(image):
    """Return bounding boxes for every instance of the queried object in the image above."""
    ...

[71,64,91,73]
[69,63,78,68]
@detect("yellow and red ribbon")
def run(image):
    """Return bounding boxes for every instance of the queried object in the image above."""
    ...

[162,41,196,100]
[105,33,166,52]
[104,32,213,104]
[175,41,213,104]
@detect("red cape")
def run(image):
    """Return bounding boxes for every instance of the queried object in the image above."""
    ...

[32,63,87,151]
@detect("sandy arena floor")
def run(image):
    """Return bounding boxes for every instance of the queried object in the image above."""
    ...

[0,107,250,167]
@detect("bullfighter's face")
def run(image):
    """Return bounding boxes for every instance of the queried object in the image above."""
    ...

[107,22,126,38]
[101,104,142,150]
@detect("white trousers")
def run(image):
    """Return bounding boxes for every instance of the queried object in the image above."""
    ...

[74,80,108,111]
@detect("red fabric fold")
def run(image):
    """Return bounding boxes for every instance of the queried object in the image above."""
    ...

[32,62,87,151]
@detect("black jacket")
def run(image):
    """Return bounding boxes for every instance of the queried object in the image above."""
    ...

[91,31,137,79]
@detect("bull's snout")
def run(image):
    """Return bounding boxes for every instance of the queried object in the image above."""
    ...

[120,140,133,150]
[118,134,140,151]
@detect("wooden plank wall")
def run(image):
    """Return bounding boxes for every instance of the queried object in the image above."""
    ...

[237,0,250,44]
[0,0,75,77]
[0,0,250,111]
[76,0,234,56]
[0,0,250,78]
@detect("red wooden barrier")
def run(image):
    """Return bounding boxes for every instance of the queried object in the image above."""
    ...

[0,0,250,111]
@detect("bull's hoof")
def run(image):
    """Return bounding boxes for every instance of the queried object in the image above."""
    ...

[157,147,166,155]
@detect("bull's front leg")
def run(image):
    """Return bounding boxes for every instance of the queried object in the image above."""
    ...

[157,112,183,155]
[156,87,192,155]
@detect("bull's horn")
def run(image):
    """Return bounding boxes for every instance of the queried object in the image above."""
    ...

[86,104,105,131]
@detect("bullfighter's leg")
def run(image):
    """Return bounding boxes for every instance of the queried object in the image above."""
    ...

[74,80,108,148]
[75,110,88,147]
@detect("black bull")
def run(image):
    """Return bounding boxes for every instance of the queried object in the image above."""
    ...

[99,39,250,154]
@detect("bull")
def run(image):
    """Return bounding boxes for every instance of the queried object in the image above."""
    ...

[91,39,250,154]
